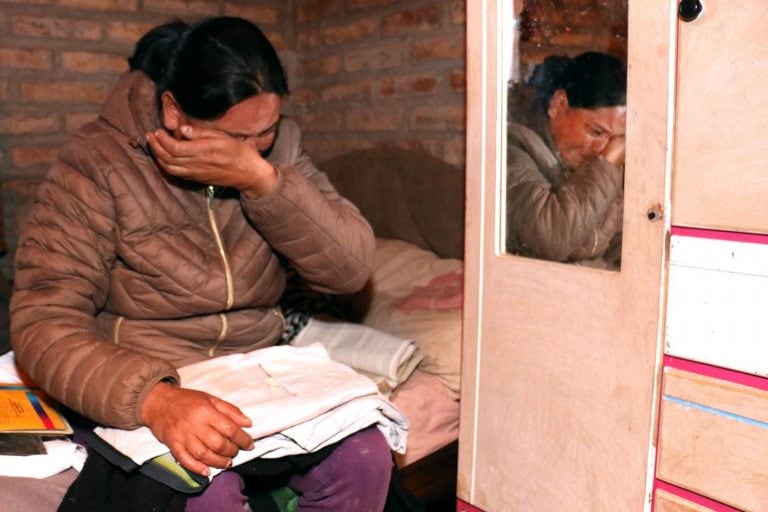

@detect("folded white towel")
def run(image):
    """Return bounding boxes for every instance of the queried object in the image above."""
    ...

[290,316,423,390]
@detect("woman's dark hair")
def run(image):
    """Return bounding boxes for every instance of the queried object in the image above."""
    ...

[128,17,289,120]
[528,51,626,113]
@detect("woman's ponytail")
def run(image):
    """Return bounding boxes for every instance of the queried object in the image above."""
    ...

[528,55,573,113]
[527,51,625,113]
[128,20,188,87]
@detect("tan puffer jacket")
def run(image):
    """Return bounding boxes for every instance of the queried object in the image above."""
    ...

[505,119,624,269]
[10,71,375,429]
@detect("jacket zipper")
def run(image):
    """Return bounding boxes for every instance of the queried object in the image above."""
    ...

[207,185,234,357]
[113,316,124,345]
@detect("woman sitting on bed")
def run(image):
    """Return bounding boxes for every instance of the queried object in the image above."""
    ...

[10,16,393,511]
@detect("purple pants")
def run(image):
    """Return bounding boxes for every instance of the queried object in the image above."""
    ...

[186,426,392,512]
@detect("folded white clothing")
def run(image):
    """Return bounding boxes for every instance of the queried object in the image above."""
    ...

[290,316,423,389]
[0,438,86,479]
[94,344,408,476]
[0,351,22,384]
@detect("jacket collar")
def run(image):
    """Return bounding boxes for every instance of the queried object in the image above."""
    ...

[99,71,161,152]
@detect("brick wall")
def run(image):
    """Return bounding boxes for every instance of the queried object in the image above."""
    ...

[518,0,627,77]
[0,0,466,277]
[287,0,467,168]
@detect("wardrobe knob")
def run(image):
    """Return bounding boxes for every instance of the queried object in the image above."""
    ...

[679,0,703,22]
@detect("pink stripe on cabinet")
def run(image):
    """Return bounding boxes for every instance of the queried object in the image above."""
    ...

[664,355,768,392]
[671,226,768,245]
[654,479,741,511]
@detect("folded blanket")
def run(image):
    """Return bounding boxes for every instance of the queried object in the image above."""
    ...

[94,344,408,479]
[289,316,423,392]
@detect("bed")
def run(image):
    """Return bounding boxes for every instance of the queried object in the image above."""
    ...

[321,148,465,509]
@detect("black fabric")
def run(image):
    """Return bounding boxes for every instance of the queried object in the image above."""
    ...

[279,268,351,343]
[384,467,426,512]
[59,447,425,512]
[58,449,186,512]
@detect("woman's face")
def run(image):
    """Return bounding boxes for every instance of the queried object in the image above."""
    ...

[547,89,626,168]
[163,92,282,154]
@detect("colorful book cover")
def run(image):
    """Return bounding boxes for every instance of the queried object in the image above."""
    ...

[0,383,73,435]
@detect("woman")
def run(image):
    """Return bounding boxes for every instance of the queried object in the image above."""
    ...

[10,17,392,511]
[506,51,627,269]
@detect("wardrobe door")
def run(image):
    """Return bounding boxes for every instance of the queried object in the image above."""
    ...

[458,1,672,510]
[672,0,768,233]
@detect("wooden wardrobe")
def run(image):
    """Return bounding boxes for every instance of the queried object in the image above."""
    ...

[458,1,768,511]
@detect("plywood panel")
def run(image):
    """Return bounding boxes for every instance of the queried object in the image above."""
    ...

[458,1,671,510]
[658,369,768,510]
[663,366,768,425]
[655,489,715,512]
[673,1,768,233]
[666,230,768,374]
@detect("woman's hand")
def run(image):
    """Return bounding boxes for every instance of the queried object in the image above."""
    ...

[140,381,254,476]
[146,125,279,198]
[601,135,626,167]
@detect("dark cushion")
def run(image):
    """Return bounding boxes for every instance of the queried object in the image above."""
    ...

[320,149,465,260]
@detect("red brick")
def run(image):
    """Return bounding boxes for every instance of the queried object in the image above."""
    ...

[264,31,287,51]
[292,110,343,132]
[57,0,137,10]
[379,78,395,98]
[0,0,52,3]
[378,74,439,97]
[322,19,376,46]
[11,15,102,40]
[347,0,399,10]
[0,48,53,71]
[449,69,466,91]
[0,79,8,101]
[549,31,618,52]
[284,88,321,108]
[61,51,128,74]
[106,21,157,45]
[412,35,464,60]
[224,3,281,26]
[296,0,342,24]
[0,113,60,135]
[144,0,219,16]
[303,54,342,77]
[21,81,109,104]
[344,46,402,72]
[382,6,441,35]
[409,104,464,131]
[450,0,466,25]
[296,29,321,50]
[11,146,61,168]
[410,76,438,94]
[346,107,402,131]
[320,80,372,103]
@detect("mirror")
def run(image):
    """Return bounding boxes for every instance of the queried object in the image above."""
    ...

[502,1,628,271]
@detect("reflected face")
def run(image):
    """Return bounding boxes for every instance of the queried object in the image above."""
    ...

[547,89,626,168]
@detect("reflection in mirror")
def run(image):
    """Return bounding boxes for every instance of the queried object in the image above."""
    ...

[503,1,628,271]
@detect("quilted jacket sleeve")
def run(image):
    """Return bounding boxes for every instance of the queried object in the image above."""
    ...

[10,138,179,430]
[505,129,624,263]
[248,118,375,294]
